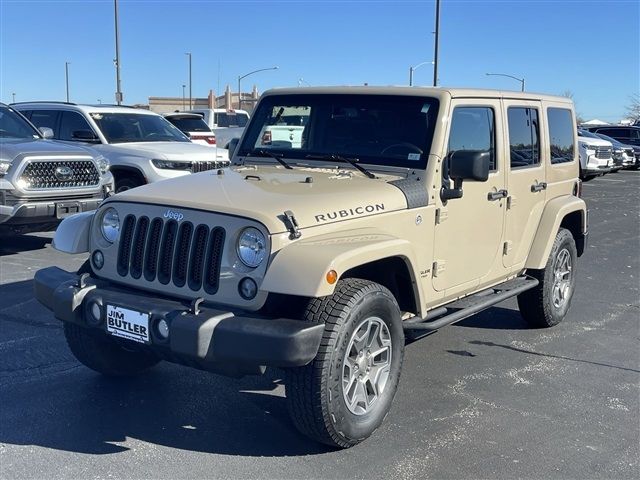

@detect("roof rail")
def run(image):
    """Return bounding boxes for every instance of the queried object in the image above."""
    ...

[86,103,141,109]
[9,101,77,106]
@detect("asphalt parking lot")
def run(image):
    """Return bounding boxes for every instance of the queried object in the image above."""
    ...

[1,171,638,480]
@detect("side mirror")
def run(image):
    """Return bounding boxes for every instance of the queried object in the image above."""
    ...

[441,150,491,201]
[228,137,239,159]
[39,127,54,139]
[72,130,100,142]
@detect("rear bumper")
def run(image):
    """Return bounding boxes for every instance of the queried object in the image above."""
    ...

[34,267,323,376]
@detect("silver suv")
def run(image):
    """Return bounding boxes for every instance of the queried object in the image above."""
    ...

[12,102,229,193]
[0,103,113,234]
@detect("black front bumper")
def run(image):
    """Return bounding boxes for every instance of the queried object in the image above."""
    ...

[34,267,324,377]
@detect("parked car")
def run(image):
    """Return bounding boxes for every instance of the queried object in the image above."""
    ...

[583,125,640,147]
[163,113,217,147]
[592,132,639,170]
[12,102,229,193]
[34,87,587,448]
[257,106,308,148]
[0,103,113,235]
[577,129,613,179]
[186,108,249,148]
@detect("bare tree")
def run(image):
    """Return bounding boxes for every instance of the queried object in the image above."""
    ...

[561,90,585,124]
[625,93,640,122]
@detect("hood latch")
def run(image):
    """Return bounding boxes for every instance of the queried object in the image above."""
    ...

[282,210,302,240]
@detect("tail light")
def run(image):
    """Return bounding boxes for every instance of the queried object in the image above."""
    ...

[191,135,216,145]
[573,179,583,198]
[261,131,272,145]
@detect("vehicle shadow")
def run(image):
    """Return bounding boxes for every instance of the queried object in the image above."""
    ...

[452,306,529,330]
[0,232,52,256]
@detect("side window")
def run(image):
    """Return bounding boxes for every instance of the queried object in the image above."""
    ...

[507,107,540,168]
[547,108,575,164]
[19,110,32,120]
[447,107,496,170]
[28,110,60,137]
[59,111,93,141]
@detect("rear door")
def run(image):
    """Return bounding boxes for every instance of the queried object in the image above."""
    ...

[502,100,546,270]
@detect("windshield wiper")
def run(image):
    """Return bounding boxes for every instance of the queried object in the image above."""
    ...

[305,154,376,179]
[247,149,293,169]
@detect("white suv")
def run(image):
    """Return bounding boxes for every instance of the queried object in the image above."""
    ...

[13,103,229,193]
[577,129,613,180]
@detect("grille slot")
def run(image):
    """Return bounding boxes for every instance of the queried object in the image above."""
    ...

[594,146,612,159]
[204,227,225,294]
[172,222,194,287]
[188,225,210,291]
[117,215,136,276]
[158,220,178,285]
[20,159,100,189]
[130,217,149,279]
[143,218,164,281]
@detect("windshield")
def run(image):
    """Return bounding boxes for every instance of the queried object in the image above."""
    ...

[0,105,40,139]
[166,116,211,133]
[91,112,189,144]
[239,94,439,169]
[577,129,600,139]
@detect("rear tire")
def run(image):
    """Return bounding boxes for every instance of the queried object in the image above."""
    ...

[64,323,160,376]
[518,228,577,328]
[285,278,404,448]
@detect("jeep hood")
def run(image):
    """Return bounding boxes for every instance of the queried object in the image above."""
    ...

[96,141,228,161]
[110,165,410,233]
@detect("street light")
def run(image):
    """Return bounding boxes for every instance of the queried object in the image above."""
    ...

[238,66,279,110]
[185,53,192,109]
[485,72,525,92]
[182,84,186,110]
[65,61,71,102]
[12,92,16,103]
[97,99,102,104]
[409,61,434,86]
[113,0,123,105]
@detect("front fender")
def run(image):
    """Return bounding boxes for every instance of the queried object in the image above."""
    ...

[262,230,419,298]
[52,211,95,254]
[525,195,587,269]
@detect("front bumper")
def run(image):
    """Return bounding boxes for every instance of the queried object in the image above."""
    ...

[34,267,324,377]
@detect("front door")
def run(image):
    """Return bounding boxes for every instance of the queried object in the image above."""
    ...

[432,100,506,293]
[502,100,546,270]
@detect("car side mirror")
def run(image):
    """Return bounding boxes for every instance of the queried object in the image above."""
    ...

[72,130,100,143]
[441,150,491,201]
[39,127,54,139]
[228,137,239,158]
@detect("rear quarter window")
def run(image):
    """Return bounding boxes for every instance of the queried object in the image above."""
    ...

[547,108,575,164]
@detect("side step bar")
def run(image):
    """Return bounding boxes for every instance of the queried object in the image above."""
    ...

[403,276,539,331]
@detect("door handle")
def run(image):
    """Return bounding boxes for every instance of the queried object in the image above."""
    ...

[487,189,508,201]
[531,182,547,192]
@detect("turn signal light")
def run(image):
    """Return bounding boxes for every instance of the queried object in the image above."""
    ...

[326,270,338,285]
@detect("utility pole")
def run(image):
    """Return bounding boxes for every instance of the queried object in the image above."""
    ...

[185,53,192,109]
[12,93,16,103]
[114,0,123,105]
[433,0,440,87]
[182,84,186,110]
[65,62,70,102]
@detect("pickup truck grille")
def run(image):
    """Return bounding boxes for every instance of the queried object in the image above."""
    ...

[117,214,225,294]
[593,146,612,159]
[20,159,100,189]
[191,160,229,173]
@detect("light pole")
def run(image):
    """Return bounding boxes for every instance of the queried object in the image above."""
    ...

[433,0,440,87]
[113,0,123,105]
[185,53,192,109]
[182,84,186,110]
[12,92,16,103]
[238,66,278,110]
[409,61,434,86]
[97,99,102,104]
[486,72,525,92]
[65,61,71,102]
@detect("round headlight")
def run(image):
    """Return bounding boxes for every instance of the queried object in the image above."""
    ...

[101,207,120,243]
[237,227,267,268]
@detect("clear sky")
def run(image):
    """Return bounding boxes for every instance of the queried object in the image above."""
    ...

[1,0,638,121]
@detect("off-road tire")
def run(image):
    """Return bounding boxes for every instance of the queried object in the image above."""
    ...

[285,278,404,448]
[64,323,160,376]
[518,228,577,328]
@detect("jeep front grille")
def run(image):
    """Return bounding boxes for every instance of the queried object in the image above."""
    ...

[20,159,100,189]
[593,146,612,159]
[117,214,225,293]
[191,160,229,173]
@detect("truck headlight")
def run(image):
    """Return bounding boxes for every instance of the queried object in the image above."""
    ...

[95,156,110,174]
[101,207,120,243]
[237,227,267,268]
[0,160,11,177]
[152,159,191,170]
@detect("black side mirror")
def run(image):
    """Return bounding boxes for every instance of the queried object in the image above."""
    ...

[228,137,239,159]
[441,150,490,201]
[72,130,100,143]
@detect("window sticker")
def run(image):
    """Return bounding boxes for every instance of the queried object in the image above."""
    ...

[408,153,421,161]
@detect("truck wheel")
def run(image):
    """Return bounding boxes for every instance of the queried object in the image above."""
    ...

[115,176,143,193]
[285,278,404,448]
[518,228,577,328]
[64,323,160,376]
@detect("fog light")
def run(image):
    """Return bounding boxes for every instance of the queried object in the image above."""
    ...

[157,319,169,339]
[92,250,104,269]
[87,301,102,325]
[238,277,258,300]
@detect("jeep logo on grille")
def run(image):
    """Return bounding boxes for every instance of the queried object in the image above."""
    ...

[54,166,74,181]
[164,209,184,222]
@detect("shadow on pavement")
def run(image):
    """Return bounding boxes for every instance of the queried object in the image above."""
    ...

[0,233,52,256]
[453,306,529,330]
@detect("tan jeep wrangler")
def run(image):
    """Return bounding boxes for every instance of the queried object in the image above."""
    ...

[34,87,587,448]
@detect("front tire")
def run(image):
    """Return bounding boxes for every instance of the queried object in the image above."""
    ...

[285,279,404,448]
[64,323,160,376]
[518,228,577,328]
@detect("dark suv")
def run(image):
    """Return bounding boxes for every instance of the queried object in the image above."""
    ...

[583,125,640,146]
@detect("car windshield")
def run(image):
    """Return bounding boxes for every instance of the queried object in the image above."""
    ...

[578,129,600,139]
[91,112,189,144]
[594,133,622,146]
[166,116,211,133]
[0,105,40,139]
[238,94,439,169]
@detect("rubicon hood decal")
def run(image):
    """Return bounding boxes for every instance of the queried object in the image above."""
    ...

[314,204,386,223]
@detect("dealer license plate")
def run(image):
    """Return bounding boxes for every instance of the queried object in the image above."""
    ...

[106,305,150,344]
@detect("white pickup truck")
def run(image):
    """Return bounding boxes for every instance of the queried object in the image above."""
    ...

[258,108,308,149]
[187,108,249,148]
